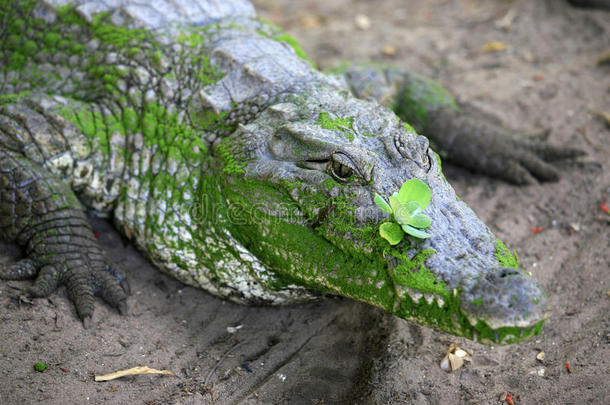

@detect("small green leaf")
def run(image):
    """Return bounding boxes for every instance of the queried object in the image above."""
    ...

[393,203,412,225]
[389,195,401,214]
[401,224,430,239]
[374,193,392,214]
[33,362,47,372]
[409,214,431,229]
[397,179,431,209]
[403,201,421,216]
[379,222,404,245]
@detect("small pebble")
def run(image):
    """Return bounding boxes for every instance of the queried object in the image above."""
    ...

[381,44,397,56]
[355,14,371,30]
[227,324,243,334]
[300,14,322,29]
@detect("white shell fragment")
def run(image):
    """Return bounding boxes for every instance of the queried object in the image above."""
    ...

[354,14,371,30]
[440,343,472,371]
[227,324,243,334]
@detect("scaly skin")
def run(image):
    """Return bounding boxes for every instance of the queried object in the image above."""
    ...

[0,0,583,343]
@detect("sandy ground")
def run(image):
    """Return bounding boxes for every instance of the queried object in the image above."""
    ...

[1,0,609,404]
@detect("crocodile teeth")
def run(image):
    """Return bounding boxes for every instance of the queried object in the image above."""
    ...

[410,290,423,303]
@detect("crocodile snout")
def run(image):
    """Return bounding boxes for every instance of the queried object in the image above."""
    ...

[459,267,549,333]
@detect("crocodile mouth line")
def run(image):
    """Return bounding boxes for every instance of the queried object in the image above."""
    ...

[395,286,546,344]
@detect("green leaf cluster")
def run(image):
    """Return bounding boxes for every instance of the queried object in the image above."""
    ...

[374,179,432,244]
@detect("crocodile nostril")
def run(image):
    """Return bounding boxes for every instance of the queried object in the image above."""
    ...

[499,269,519,278]
[393,133,432,170]
[394,134,407,157]
[417,135,429,150]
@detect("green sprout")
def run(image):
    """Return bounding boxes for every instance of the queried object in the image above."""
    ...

[33,362,47,372]
[374,179,432,244]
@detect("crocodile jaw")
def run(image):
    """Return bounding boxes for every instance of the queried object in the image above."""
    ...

[373,158,549,344]
[407,159,549,343]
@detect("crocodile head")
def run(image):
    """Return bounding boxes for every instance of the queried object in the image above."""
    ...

[214,85,548,344]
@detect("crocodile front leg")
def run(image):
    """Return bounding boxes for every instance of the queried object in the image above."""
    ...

[421,107,585,184]
[335,64,585,184]
[0,148,128,327]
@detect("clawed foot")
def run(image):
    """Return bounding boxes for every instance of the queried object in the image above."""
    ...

[485,129,586,184]
[427,109,587,184]
[0,148,130,328]
[1,254,130,328]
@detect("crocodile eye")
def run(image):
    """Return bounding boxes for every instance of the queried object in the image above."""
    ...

[329,152,359,182]
[331,160,353,179]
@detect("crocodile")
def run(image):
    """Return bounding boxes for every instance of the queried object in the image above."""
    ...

[0,0,586,344]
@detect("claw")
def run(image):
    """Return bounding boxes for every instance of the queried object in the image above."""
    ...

[517,153,560,182]
[93,269,129,315]
[499,161,537,185]
[118,300,129,315]
[525,140,587,162]
[120,279,131,295]
[29,265,61,297]
[82,315,92,329]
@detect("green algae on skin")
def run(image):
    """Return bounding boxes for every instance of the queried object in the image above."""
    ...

[393,74,458,133]
[272,33,315,67]
[389,248,444,294]
[256,19,317,68]
[55,100,208,163]
[316,112,356,141]
[1,1,224,100]
[495,239,519,269]
[221,175,397,310]
[217,138,247,175]
[1,0,226,164]
[402,122,416,133]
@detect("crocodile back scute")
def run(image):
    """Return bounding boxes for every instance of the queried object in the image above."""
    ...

[42,0,256,31]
